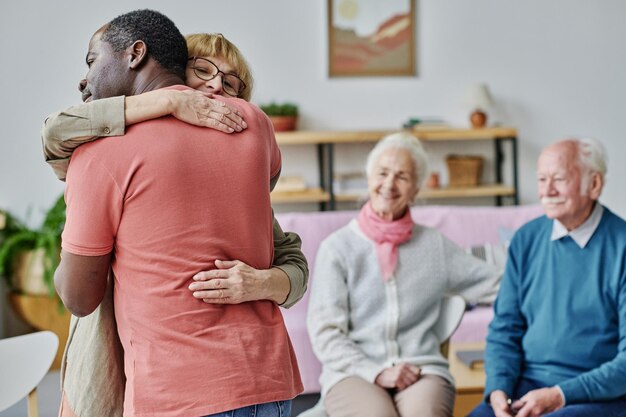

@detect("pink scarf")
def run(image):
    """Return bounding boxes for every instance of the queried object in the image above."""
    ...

[357,201,414,281]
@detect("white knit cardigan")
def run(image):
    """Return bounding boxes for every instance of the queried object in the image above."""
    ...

[307,220,500,396]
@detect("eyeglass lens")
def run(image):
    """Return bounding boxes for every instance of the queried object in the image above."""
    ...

[192,58,244,97]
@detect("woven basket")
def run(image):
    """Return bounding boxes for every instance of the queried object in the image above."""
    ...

[446,155,483,187]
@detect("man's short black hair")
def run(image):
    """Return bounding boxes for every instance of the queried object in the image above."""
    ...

[102,9,187,80]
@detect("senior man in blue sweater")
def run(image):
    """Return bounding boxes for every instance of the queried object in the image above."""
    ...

[468,138,626,417]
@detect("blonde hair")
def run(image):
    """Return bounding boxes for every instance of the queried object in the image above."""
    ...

[185,33,254,101]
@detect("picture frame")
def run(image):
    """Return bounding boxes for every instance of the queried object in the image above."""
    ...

[328,0,416,77]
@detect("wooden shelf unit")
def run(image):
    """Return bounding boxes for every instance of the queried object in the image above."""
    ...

[271,188,330,204]
[334,184,516,202]
[449,342,486,417]
[272,127,519,210]
[275,127,517,145]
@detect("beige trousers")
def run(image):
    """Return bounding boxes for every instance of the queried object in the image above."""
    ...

[59,275,125,417]
[325,375,455,417]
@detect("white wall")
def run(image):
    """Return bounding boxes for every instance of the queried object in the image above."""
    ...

[1,0,626,225]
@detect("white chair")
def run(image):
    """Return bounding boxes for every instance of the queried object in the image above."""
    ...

[433,294,467,358]
[297,295,467,417]
[0,331,59,417]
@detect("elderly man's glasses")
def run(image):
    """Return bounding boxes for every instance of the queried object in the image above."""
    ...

[188,57,246,97]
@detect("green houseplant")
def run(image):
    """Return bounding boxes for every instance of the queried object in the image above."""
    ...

[0,194,70,369]
[0,194,66,295]
[259,102,299,132]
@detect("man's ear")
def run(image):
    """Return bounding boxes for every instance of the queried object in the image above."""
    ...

[588,171,604,200]
[127,40,147,69]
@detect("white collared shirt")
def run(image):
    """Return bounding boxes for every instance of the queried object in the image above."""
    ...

[551,203,604,248]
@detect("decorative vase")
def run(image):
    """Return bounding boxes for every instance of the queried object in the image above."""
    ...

[12,248,51,295]
[426,172,440,189]
[470,110,487,128]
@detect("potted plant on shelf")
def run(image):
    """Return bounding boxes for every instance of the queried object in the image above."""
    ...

[259,102,299,132]
[0,194,70,368]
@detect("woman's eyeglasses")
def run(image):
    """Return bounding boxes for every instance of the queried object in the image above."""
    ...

[188,57,246,98]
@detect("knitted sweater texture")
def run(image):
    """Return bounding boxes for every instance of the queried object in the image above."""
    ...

[308,220,500,395]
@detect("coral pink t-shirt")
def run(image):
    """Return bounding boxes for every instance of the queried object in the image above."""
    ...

[62,86,302,417]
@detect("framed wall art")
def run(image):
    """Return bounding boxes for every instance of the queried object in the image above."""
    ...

[328,0,416,77]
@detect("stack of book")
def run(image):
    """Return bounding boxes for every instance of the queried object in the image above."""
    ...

[403,117,450,132]
[456,349,485,369]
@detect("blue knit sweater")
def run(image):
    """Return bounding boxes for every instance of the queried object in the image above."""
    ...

[485,206,626,403]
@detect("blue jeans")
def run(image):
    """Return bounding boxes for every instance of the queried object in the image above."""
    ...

[203,400,291,417]
[467,378,626,417]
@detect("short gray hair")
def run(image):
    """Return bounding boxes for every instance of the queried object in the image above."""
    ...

[366,132,429,187]
[565,138,607,194]
[576,137,607,178]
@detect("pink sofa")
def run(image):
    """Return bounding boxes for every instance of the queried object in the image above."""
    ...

[275,204,544,394]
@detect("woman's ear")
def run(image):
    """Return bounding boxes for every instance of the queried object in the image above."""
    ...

[411,182,420,203]
[411,173,420,202]
[127,40,147,69]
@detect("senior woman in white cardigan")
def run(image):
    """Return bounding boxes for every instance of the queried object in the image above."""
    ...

[307,132,501,417]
